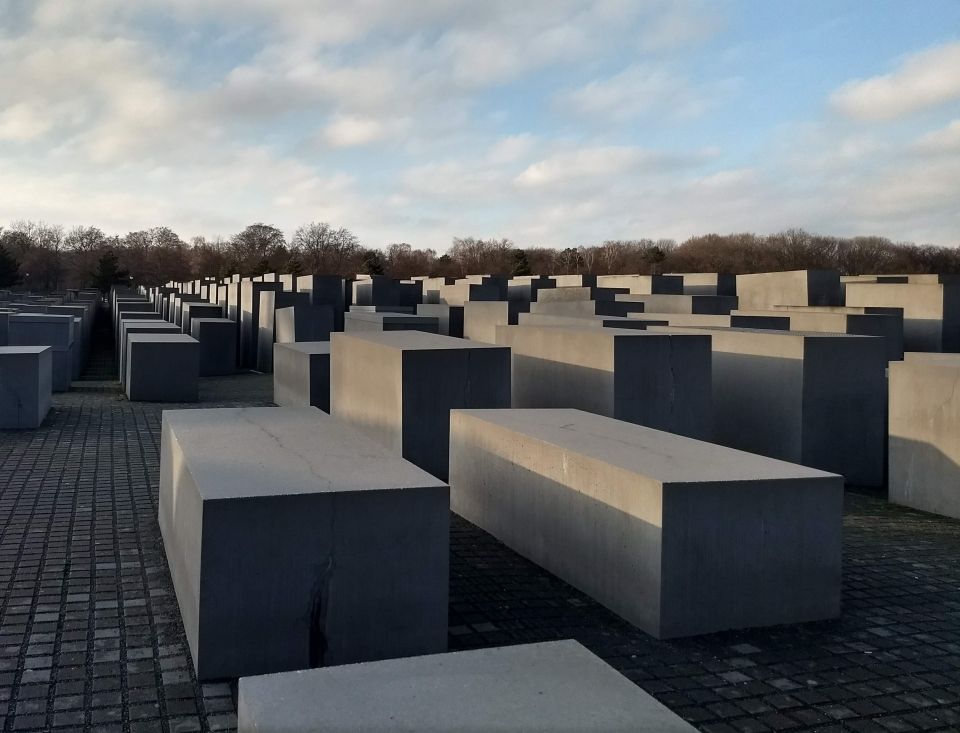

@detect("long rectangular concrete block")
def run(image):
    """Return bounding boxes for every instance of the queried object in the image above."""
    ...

[273,342,330,411]
[889,353,960,519]
[331,331,510,480]
[237,640,697,733]
[158,407,449,680]
[450,408,843,638]
[736,270,841,309]
[0,346,52,428]
[496,325,712,440]
[344,311,439,333]
[845,282,960,352]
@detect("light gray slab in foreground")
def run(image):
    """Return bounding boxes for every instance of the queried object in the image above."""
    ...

[237,640,697,733]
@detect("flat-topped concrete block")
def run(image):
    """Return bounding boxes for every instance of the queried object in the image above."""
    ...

[273,342,330,411]
[331,331,510,479]
[648,325,887,486]
[518,312,661,329]
[275,304,334,344]
[0,346,52,428]
[159,407,449,680]
[595,274,683,294]
[240,281,283,368]
[190,318,237,376]
[845,282,960,352]
[180,302,223,334]
[119,320,181,387]
[8,313,75,391]
[496,325,712,440]
[462,301,526,343]
[296,276,346,331]
[237,640,697,733]
[669,272,737,296]
[125,334,198,402]
[416,304,464,337]
[344,311,439,333]
[736,270,841,309]
[257,291,311,372]
[889,353,960,519]
[530,297,647,319]
[616,293,738,314]
[450,409,843,638]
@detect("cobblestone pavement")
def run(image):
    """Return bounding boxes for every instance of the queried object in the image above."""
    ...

[2,371,960,732]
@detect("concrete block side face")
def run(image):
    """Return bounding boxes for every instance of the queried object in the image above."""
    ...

[126,340,199,402]
[400,348,511,480]
[659,477,843,637]
[800,338,886,486]
[711,351,804,463]
[0,348,52,428]
[329,335,403,453]
[943,285,960,353]
[449,412,666,636]
[889,361,960,518]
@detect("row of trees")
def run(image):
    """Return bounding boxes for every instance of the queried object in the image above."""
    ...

[1,221,958,291]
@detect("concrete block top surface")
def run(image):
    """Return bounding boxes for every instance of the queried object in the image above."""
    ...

[335,330,506,351]
[454,408,839,484]
[646,325,879,358]
[901,352,960,367]
[275,341,331,356]
[238,640,696,732]
[346,311,436,323]
[0,346,51,356]
[127,333,197,345]
[163,407,446,500]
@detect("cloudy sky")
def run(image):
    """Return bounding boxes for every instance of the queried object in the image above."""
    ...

[1,1,959,250]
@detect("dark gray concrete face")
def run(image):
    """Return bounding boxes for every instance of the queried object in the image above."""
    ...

[507,277,555,306]
[0,346,52,428]
[330,331,511,480]
[240,281,283,369]
[415,304,464,337]
[180,303,223,334]
[275,305,334,344]
[296,276,346,331]
[8,314,75,392]
[273,342,330,410]
[496,325,713,441]
[344,311,439,333]
[119,321,181,388]
[449,409,843,639]
[158,407,449,680]
[352,276,403,307]
[846,282,960,353]
[670,272,737,296]
[190,318,237,376]
[256,291,310,372]
[889,354,960,519]
[125,334,199,402]
[236,640,698,733]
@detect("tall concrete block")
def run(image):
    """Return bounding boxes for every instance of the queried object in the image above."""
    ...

[125,334,199,402]
[273,342,330,411]
[296,277,346,333]
[0,346,52,428]
[240,281,282,369]
[181,302,223,335]
[462,301,524,343]
[275,305,334,344]
[159,407,449,680]
[889,353,960,519]
[257,291,310,372]
[449,409,843,638]
[237,641,698,733]
[190,318,237,377]
[330,331,511,480]
[415,304,464,337]
[736,270,841,309]
[496,325,712,440]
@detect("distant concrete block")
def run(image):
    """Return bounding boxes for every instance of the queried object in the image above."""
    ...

[889,353,960,519]
[0,346,52,428]
[296,276,346,331]
[8,313,74,392]
[125,334,199,402]
[595,274,683,294]
[462,301,525,343]
[237,640,698,733]
[275,305,334,344]
[845,282,960,352]
[181,302,223,334]
[331,331,510,479]
[450,409,843,638]
[273,342,330,411]
[190,318,237,377]
[257,291,311,372]
[159,407,449,680]
[416,304,464,337]
[119,320,181,388]
[344,311,439,333]
[736,270,841,310]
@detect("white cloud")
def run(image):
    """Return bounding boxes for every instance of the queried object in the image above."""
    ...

[322,114,395,148]
[831,41,960,121]
[913,119,960,154]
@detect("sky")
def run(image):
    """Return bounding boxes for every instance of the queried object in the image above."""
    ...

[0,1,959,251]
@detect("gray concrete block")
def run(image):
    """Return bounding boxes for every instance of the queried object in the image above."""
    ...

[240,281,283,369]
[296,276,346,331]
[845,282,960,352]
[595,274,683,294]
[237,640,697,732]
[415,304,464,337]
[119,321,181,388]
[158,407,449,680]
[180,302,223,334]
[125,334,199,402]
[190,318,237,377]
[450,408,843,638]
[462,301,525,343]
[273,342,330,411]
[889,353,960,519]
[496,325,712,440]
[275,305,333,344]
[344,311,439,333]
[518,312,662,329]
[0,346,52,428]
[331,331,511,480]
[257,291,310,372]
[8,313,74,392]
[616,293,738,314]
[736,270,841,310]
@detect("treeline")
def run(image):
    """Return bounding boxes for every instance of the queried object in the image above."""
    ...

[0,220,958,291]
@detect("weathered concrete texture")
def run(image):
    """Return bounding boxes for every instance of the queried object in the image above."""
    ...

[518,312,661,329]
[507,275,556,305]
[416,304,464,337]
[273,342,331,410]
[437,281,501,306]
[669,272,737,296]
[8,313,74,391]
[535,285,627,303]
[119,320,182,387]
[158,407,449,680]
[595,274,684,294]
[240,281,283,369]
[736,269,842,309]
[551,274,597,287]
[462,301,526,343]
[190,318,237,376]
[735,308,905,361]
[628,312,792,330]
[889,353,960,519]
[530,296,647,319]
[257,291,311,372]
[125,333,199,402]
[845,282,960,352]
[616,293,738,314]
[344,310,440,333]
[293,276,346,331]
[648,325,887,486]
[0,346,52,428]
[275,304,334,344]
[450,409,843,638]
[495,325,712,440]
[237,640,697,733]
[180,302,223,335]
[331,331,511,480]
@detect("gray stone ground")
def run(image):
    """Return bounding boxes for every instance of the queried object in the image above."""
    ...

[1,323,959,731]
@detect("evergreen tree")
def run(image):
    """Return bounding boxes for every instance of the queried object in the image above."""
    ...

[93,250,130,293]
[511,248,532,276]
[0,244,20,288]
[358,249,385,276]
